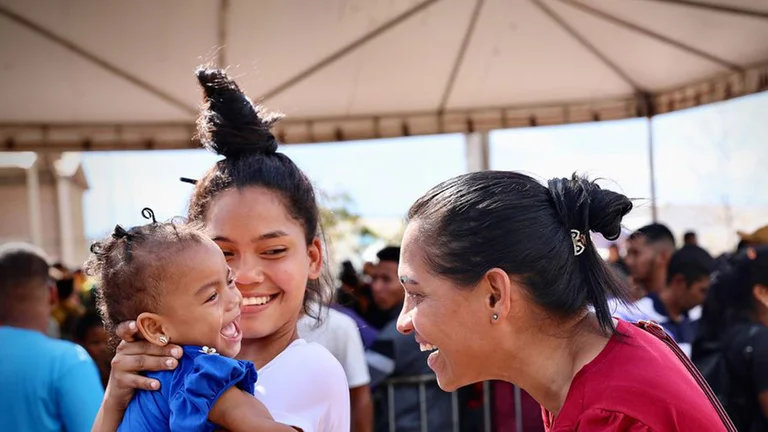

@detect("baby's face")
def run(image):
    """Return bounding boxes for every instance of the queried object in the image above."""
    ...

[158,239,243,357]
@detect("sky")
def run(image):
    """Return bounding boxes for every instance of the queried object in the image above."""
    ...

[80,91,768,240]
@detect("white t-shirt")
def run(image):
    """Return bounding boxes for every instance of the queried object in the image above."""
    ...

[298,309,371,388]
[254,339,350,432]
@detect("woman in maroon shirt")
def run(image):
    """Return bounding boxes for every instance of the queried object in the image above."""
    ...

[395,171,729,431]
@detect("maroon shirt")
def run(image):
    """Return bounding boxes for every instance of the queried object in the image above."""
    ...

[544,319,727,431]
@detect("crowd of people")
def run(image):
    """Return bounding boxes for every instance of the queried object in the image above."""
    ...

[605,224,768,431]
[1,66,766,432]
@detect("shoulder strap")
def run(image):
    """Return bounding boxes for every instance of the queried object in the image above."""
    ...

[633,320,738,432]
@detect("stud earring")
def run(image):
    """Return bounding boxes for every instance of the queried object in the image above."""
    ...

[159,335,169,345]
[492,313,499,320]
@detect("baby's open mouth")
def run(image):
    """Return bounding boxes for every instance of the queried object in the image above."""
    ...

[220,316,242,340]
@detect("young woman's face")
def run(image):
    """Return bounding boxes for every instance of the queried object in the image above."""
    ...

[204,187,322,341]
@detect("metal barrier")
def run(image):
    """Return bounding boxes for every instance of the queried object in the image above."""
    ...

[377,375,528,432]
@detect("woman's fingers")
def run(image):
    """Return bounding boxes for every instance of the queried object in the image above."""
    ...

[113,371,162,392]
[115,321,141,342]
[99,332,183,411]
[106,320,182,395]
[114,339,182,359]
[112,349,181,375]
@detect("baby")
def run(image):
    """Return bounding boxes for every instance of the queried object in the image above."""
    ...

[86,211,295,432]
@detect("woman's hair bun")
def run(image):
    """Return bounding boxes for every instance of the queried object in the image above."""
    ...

[194,66,284,158]
[548,173,633,240]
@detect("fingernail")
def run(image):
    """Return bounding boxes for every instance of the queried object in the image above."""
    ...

[165,359,175,368]
[151,381,159,389]
[171,347,181,358]
[128,321,136,330]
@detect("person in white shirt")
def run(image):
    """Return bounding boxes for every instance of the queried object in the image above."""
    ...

[299,306,373,432]
[91,67,350,432]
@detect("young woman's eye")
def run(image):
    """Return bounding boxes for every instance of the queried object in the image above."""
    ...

[221,251,235,259]
[206,292,219,303]
[263,248,287,256]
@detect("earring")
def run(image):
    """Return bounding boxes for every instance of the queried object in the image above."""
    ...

[492,313,499,320]
[159,335,169,345]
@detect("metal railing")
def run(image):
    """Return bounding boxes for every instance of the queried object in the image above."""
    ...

[377,375,528,432]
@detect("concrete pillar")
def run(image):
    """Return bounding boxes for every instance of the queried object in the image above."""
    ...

[465,132,490,172]
[56,169,74,266]
[25,155,43,248]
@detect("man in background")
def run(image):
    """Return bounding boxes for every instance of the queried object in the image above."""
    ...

[683,231,698,246]
[607,243,629,276]
[627,244,715,356]
[367,246,453,432]
[74,311,112,388]
[714,225,768,271]
[0,242,104,432]
[625,223,677,300]
[737,225,768,249]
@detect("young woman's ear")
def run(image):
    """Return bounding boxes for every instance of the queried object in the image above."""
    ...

[307,238,323,280]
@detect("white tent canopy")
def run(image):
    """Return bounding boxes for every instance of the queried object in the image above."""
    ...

[1,0,767,151]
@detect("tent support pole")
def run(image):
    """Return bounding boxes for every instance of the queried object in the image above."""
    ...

[647,117,658,222]
[466,132,490,172]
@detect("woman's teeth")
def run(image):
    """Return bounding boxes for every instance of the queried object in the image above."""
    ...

[419,343,438,352]
[243,295,273,306]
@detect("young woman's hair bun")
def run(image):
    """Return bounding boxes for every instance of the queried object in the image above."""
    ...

[547,173,633,240]
[194,66,284,158]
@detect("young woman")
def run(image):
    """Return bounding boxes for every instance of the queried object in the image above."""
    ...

[92,67,350,432]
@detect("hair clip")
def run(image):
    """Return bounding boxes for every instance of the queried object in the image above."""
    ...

[180,177,198,185]
[112,225,130,240]
[570,230,586,256]
[141,207,157,224]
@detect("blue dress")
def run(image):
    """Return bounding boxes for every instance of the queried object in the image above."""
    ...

[118,346,257,432]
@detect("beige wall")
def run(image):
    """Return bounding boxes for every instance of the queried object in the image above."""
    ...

[0,181,31,242]
[0,164,88,268]
[68,180,88,266]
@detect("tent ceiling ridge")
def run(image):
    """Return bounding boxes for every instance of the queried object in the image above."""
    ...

[635,0,768,20]
[260,0,443,102]
[556,0,744,72]
[0,3,197,115]
[533,0,644,91]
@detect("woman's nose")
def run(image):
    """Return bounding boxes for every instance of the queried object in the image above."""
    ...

[396,308,413,335]
[232,255,265,286]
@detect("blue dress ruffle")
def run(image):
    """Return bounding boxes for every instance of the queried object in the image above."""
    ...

[118,346,257,432]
